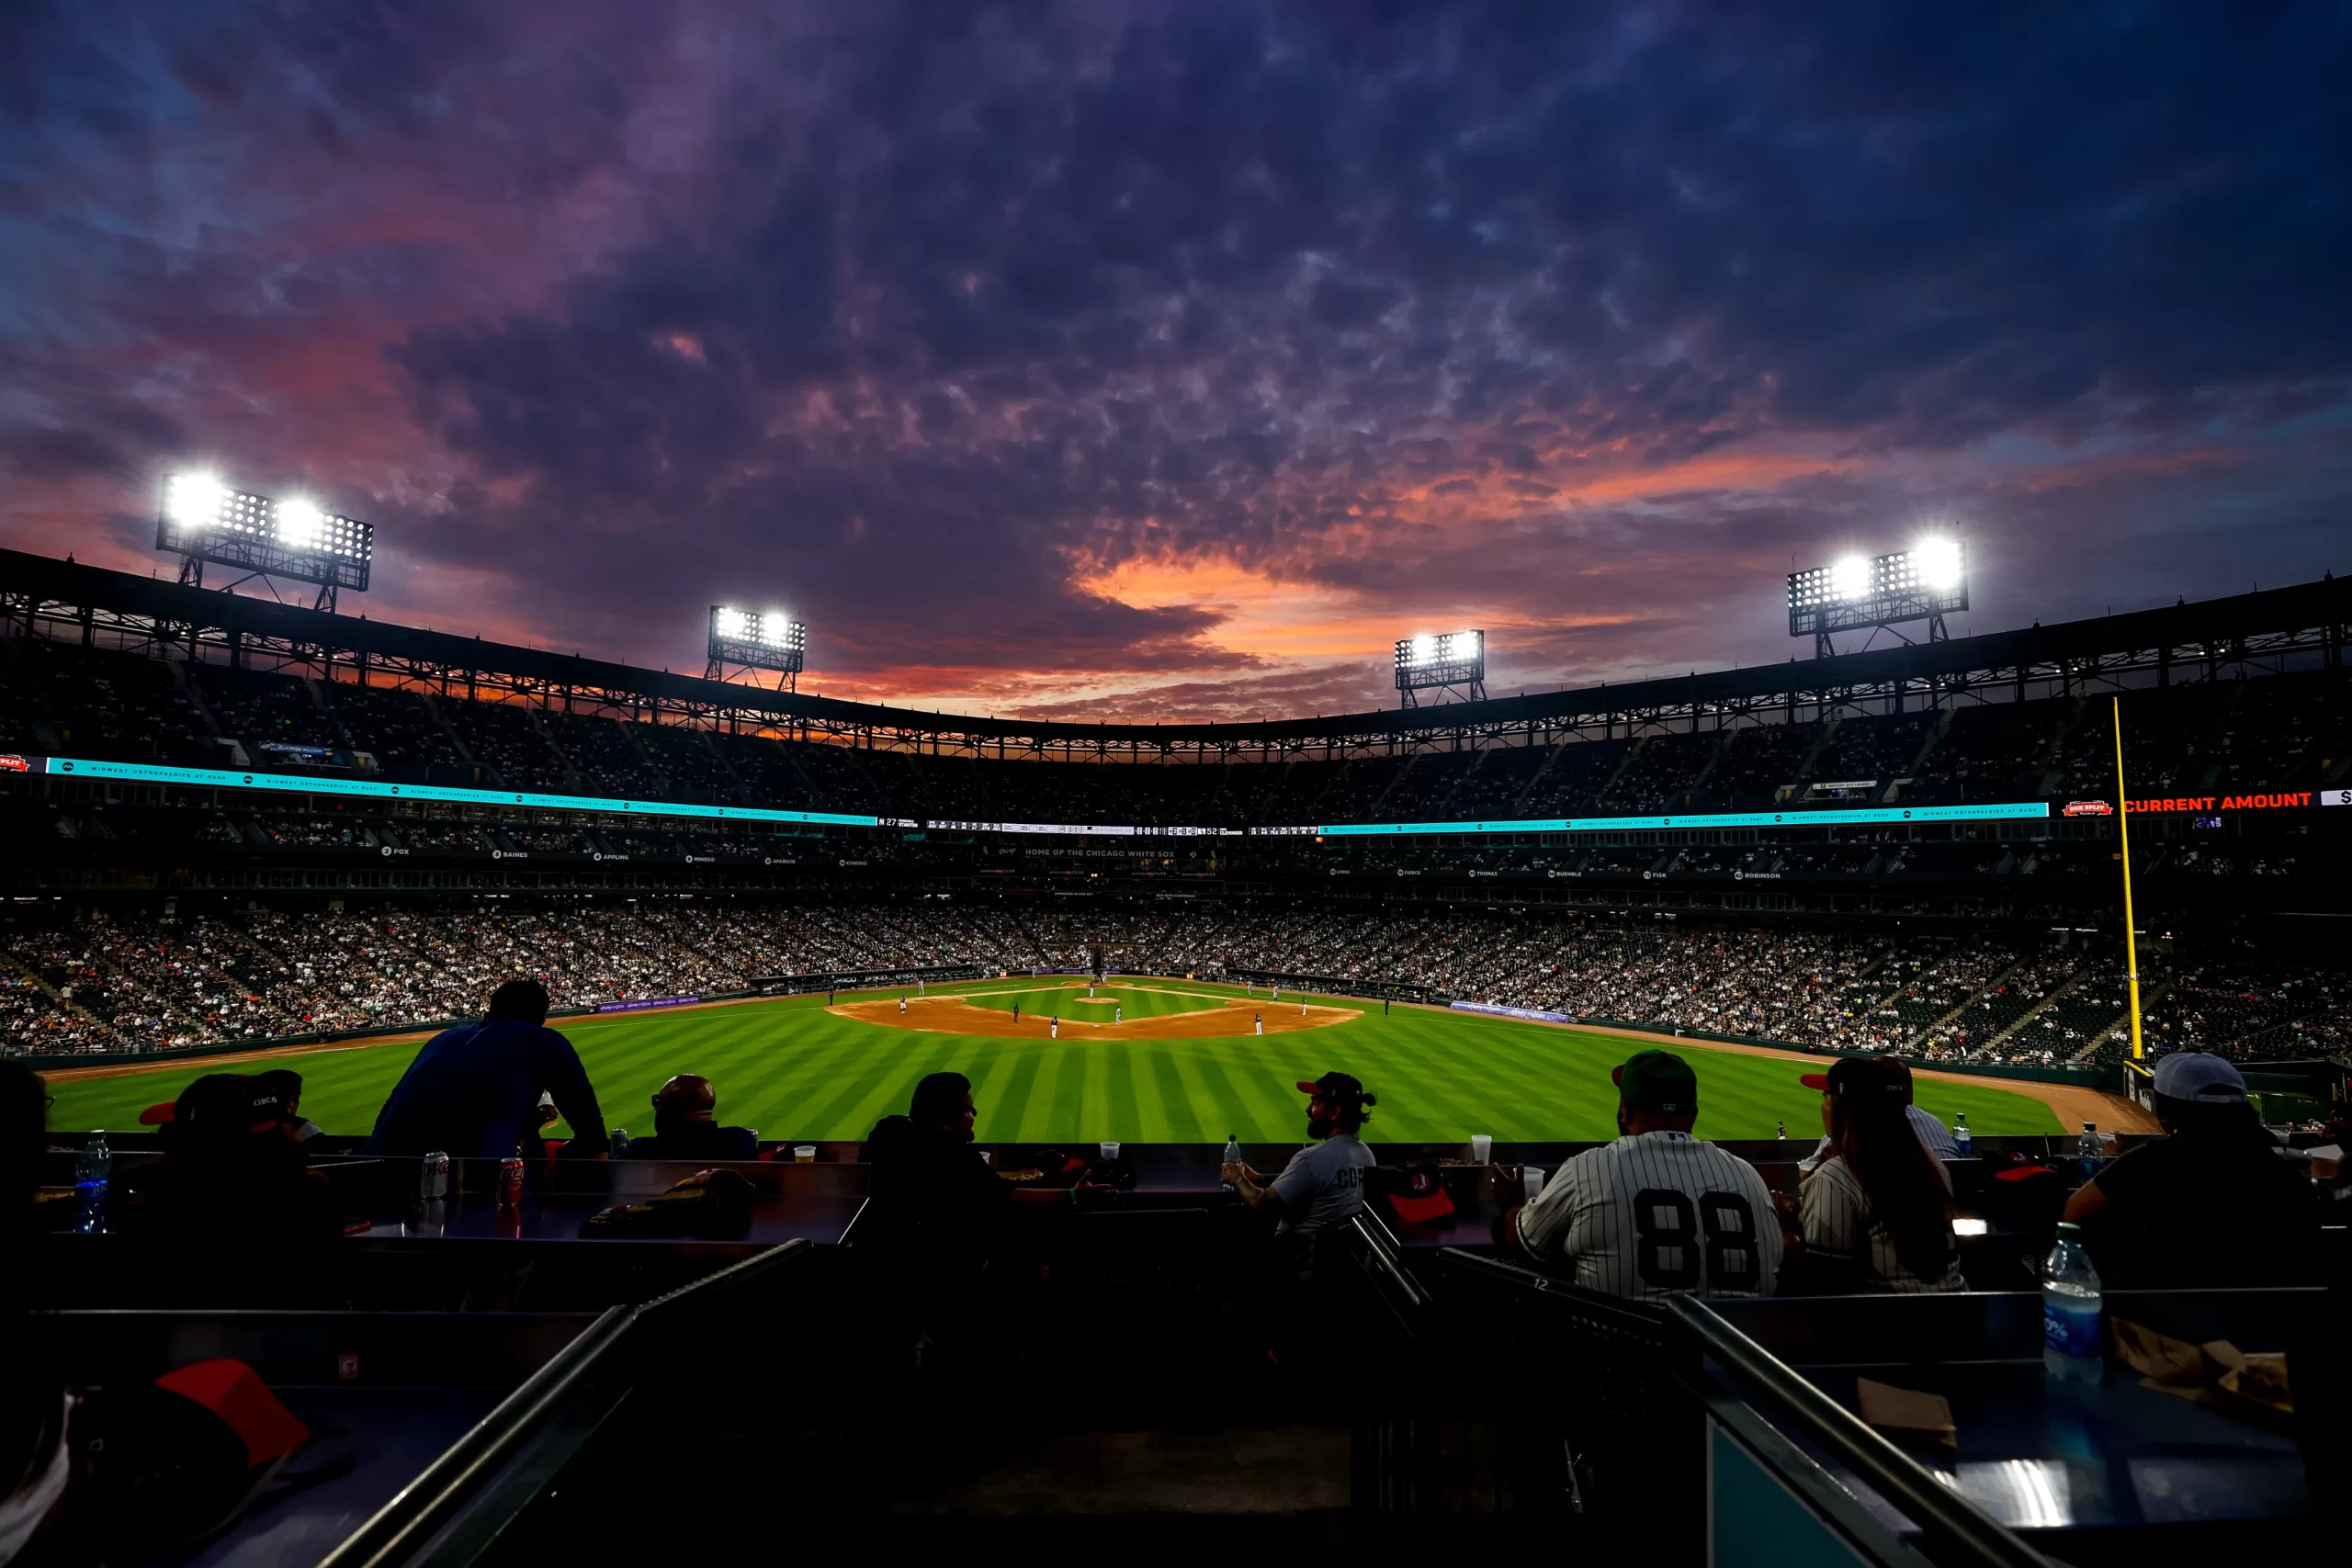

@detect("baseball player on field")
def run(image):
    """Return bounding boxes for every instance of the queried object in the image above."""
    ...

[1487,1050,1781,1302]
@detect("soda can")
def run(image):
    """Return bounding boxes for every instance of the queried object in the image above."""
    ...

[609,1128,630,1156]
[497,1156,526,1209]
[421,1150,450,1202]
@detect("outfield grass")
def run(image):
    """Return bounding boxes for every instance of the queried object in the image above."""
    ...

[44,977,2065,1144]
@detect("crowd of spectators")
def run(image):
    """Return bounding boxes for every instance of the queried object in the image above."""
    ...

[5,896,2343,1067]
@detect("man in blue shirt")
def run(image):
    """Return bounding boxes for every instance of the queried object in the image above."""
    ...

[365,980,608,1159]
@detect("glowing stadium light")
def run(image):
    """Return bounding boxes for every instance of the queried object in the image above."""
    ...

[1394,627,1486,706]
[277,496,324,551]
[707,604,808,687]
[166,471,226,526]
[155,472,373,610]
[1915,536,1964,592]
[1788,539,1969,657]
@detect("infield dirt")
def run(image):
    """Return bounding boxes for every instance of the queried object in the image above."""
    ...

[832,982,1358,1041]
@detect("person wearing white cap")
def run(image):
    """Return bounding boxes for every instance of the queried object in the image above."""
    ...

[2063,1052,2320,1287]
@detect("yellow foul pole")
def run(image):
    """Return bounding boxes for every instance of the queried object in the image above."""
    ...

[2112,696,2143,1061]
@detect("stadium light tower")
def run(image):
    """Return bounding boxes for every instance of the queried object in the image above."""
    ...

[1787,537,1968,658]
[1394,628,1487,707]
[156,471,374,612]
[707,604,808,689]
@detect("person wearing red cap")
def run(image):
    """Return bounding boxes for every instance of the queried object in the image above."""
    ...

[1796,1057,1965,1293]
[118,1074,345,1296]
[1223,1072,1378,1254]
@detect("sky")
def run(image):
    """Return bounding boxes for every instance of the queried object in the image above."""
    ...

[3,2,2347,721]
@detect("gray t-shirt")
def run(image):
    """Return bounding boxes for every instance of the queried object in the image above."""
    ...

[1270,1133,1374,1236]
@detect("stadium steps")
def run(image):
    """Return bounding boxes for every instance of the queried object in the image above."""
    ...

[1684,728,1734,794]
[0,950,124,1049]
[1884,708,1955,802]
[694,725,761,806]
[523,704,581,787]
[1363,752,1423,818]
[1428,744,1493,818]
[417,691,486,775]
[1902,957,2025,1051]
[1983,964,2094,1049]
[1782,714,1843,797]
[2075,978,2175,1061]
[1589,739,1644,805]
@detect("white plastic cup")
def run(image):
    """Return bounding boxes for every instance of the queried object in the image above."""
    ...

[1522,1167,1545,1202]
[793,1145,816,1163]
[1101,1141,1121,1160]
[1471,1134,1493,1165]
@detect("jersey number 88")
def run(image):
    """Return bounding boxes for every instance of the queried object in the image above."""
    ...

[1631,1188,1761,1292]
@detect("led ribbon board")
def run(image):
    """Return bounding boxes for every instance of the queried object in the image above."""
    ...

[22,756,2052,835]
[1317,802,2050,835]
[30,757,876,827]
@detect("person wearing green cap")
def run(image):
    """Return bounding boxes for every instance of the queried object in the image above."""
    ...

[1488,1049,1780,1301]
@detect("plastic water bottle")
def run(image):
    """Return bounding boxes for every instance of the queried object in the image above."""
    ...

[1222,1133,1242,1191]
[2075,1121,2104,1185]
[73,1134,110,1235]
[2041,1223,2104,1382]
[1953,1113,1973,1157]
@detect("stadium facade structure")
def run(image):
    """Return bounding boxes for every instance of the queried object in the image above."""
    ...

[5,547,2346,769]
[2,547,2346,933]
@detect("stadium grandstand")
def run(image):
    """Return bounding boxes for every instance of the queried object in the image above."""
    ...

[4,547,2347,1066]
[7,545,2347,1559]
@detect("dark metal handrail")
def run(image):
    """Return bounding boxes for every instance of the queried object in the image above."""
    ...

[634,1237,811,1325]
[315,1303,635,1568]
[1668,1296,2057,1568]
[1438,1247,1672,1338]
[1348,1213,1428,1311]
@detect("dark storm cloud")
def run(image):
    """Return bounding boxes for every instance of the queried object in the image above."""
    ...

[3,0,2348,711]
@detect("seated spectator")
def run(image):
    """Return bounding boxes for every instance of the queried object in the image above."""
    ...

[620,1074,757,1160]
[1222,1072,1379,1269]
[1804,1057,1958,1165]
[0,1063,67,1560]
[364,979,607,1160]
[119,1073,344,1256]
[250,1068,323,1145]
[1490,1050,1780,1301]
[2064,1052,2320,1287]
[862,1071,1106,1246]
[858,1072,1108,1366]
[1796,1058,1966,1293]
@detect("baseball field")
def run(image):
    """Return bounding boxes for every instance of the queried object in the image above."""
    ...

[43,976,2081,1143]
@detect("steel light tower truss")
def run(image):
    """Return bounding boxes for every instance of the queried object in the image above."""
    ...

[707,605,808,689]
[1789,541,1968,658]
[1395,629,1487,707]
[156,473,372,613]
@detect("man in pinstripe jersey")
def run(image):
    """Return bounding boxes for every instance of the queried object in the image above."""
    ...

[1488,1050,1781,1301]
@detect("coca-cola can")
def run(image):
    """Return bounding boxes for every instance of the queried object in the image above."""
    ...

[421,1150,450,1202]
[497,1156,526,1209]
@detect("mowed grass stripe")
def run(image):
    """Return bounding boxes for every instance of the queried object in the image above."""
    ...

[46,996,2067,1141]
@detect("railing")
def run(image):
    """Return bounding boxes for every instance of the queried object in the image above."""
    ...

[1668,1295,2057,1568]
